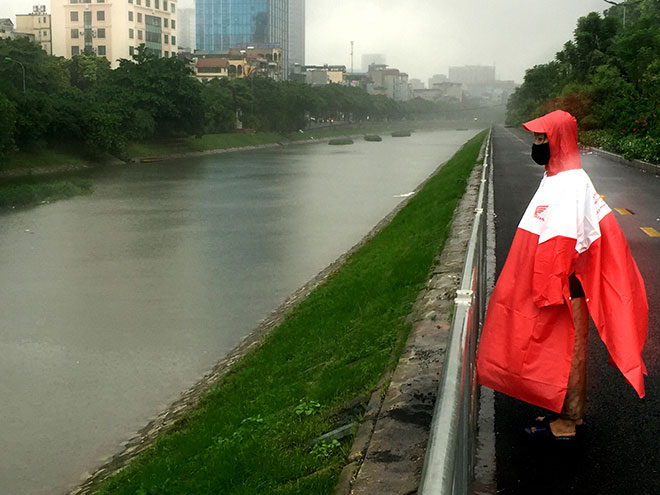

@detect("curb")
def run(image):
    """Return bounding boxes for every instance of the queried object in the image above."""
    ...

[584,147,660,175]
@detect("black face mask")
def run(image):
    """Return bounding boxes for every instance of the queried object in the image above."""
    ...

[531,142,551,166]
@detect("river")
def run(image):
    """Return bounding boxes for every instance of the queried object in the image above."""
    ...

[0,129,479,494]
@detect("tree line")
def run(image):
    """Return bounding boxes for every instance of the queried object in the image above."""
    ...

[0,39,456,161]
[506,0,660,163]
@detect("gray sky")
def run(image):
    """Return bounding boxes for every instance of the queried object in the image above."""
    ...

[1,0,610,83]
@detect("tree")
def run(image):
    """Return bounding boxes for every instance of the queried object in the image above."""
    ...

[0,91,17,156]
[201,78,237,133]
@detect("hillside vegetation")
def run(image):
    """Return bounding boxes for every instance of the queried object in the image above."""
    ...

[507,0,660,162]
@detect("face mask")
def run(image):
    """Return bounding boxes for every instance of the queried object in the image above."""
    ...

[531,142,551,166]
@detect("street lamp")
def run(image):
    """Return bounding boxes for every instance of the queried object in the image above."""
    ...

[602,0,642,28]
[4,56,26,93]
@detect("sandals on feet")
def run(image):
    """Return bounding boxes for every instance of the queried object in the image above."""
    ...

[524,420,577,441]
[525,422,577,441]
[534,413,586,428]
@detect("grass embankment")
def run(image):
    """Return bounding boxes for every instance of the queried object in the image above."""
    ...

[0,178,93,209]
[1,147,89,170]
[95,130,487,495]
[1,121,469,173]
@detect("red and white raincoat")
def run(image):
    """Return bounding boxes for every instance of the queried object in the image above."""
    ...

[476,110,648,412]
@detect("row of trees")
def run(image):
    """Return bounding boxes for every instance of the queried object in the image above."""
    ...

[0,39,454,161]
[506,0,660,162]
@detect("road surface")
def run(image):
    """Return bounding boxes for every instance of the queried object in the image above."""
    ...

[488,125,660,495]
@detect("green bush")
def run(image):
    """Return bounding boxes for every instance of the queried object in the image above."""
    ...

[328,138,354,145]
[0,178,92,208]
[618,135,660,162]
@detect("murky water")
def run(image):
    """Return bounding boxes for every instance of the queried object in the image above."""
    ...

[0,129,478,494]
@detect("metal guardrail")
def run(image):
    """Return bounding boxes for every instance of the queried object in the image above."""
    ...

[418,128,492,494]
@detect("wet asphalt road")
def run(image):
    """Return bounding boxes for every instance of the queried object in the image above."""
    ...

[489,125,660,495]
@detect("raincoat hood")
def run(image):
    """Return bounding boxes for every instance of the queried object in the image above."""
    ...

[523,110,581,176]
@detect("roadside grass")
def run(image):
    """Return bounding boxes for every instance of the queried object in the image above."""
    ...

[95,130,487,495]
[0,178,93,208]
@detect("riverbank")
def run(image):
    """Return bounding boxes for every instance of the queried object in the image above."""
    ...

[0,122,479,209]
[1,121,481,179]
[67,130,488,495]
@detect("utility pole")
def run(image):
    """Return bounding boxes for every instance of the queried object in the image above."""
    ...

[4,56,26,93]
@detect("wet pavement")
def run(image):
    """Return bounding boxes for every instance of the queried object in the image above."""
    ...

[489,125,660,495]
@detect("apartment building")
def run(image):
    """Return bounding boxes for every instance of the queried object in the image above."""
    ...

[51,0,178,67]
[15,6,52,55]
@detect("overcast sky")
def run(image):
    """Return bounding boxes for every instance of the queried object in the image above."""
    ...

[1,0,610,83]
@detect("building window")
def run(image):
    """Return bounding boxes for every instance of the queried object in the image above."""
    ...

[129,28,134,38]
[154,0,159,9]
[72,46,80,55]
[97,11,105,21]
[171,19,175,29]
[137,12,142,22]
[145,0,150,6]
[163,0,168,11]
[170,3,174,13]
[164,50,168,57]
[163,18,168,28]
[97,28,105,38]
[98,45,106,55]
[171,35,175,45]
[138,30,143,40]
[70,0,79,3]
[163,34,168,44]
[71,28,79,38]
[129,46,135,55]
[128,0,133,3]
[128,11,133,21]
[136,0,140,5]
[146,31,160,43]
[97,0,105,2]
[70,11,79,21]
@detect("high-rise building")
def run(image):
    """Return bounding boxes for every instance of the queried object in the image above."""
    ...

[448,65,495,85]
[51,0,178,67]
[15,5,52,55]
[177,7,196,51]
[287,0,304,71]
[361,53,385,72]
[428,74,447,88]
[196,0,304,78]
[196,0,286,66]
[408,78,424,90]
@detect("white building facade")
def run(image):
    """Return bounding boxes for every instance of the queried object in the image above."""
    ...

[51,0,178,67]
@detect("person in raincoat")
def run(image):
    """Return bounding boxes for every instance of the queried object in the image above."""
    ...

[476,110,647,439]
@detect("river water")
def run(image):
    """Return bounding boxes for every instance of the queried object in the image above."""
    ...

[0,129,479,494]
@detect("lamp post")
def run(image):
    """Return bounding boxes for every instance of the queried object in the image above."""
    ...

[4,56,26,93]
[602,0,642,28]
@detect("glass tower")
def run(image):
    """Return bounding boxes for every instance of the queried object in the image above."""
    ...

[196,0,290,67]
[287,0,304,71]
